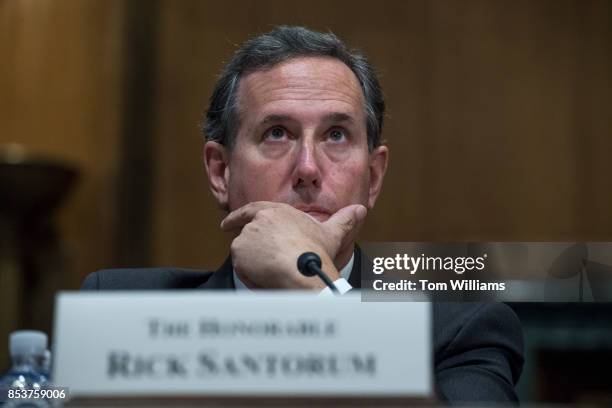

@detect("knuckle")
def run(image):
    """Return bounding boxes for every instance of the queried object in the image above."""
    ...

[256,208,274,221]
[336,221,350,236]
[239,202,254,216]
[279,202,292,212]
[343,217,356,232]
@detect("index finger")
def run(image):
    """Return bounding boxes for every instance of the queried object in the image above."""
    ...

[220,201,280,231]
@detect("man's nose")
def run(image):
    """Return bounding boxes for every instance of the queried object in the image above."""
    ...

[292,139,321,189]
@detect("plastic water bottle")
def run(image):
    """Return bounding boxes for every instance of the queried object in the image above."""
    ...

[0,330,50,403]
[41,349,52,379]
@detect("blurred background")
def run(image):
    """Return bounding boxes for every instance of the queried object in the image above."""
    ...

[1,0,611,403]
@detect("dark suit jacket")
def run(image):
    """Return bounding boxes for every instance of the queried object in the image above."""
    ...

[82,248,524,404]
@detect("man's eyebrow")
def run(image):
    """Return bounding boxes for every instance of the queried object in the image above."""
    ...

[260,114,293,124]
[258,112,356,125]
[322,112,355,124]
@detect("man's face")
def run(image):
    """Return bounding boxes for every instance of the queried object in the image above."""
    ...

[205,56,388,221]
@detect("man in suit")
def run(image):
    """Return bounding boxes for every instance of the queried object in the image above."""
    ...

[83,26,523,403]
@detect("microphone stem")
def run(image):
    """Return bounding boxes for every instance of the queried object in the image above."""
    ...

[310,261,339,294]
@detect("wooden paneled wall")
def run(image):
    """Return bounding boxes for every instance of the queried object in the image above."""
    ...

[1,0,610,283]
[1,0,123,285]
[151,0,612,270]
[0,0,124,369]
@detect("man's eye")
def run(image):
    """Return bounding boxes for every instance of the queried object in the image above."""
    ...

[328,129,347,142]
[264,127,287,140]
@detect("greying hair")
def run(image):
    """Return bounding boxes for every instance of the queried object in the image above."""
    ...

[203,26,385,151]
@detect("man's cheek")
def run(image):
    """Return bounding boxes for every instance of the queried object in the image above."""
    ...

[227,177,253,210]
[228,176,277,207]
[335,167,370,203]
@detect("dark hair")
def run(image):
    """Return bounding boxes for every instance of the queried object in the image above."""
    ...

[203,26,385,151]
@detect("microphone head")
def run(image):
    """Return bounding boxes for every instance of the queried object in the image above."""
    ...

[297,252,322,277]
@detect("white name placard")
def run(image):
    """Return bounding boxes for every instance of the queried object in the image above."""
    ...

[53,292,431,398]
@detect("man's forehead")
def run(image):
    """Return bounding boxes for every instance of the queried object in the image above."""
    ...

[237,56,365,119]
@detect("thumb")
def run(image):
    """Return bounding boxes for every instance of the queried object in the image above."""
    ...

[325,204,368,241]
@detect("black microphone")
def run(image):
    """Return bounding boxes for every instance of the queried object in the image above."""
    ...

[297,252,339,294]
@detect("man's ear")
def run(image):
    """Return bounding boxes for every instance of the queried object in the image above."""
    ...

[367,145,389,209]
[204,141,230,209]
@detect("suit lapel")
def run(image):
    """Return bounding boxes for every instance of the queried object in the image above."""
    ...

[198,256,235,289]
